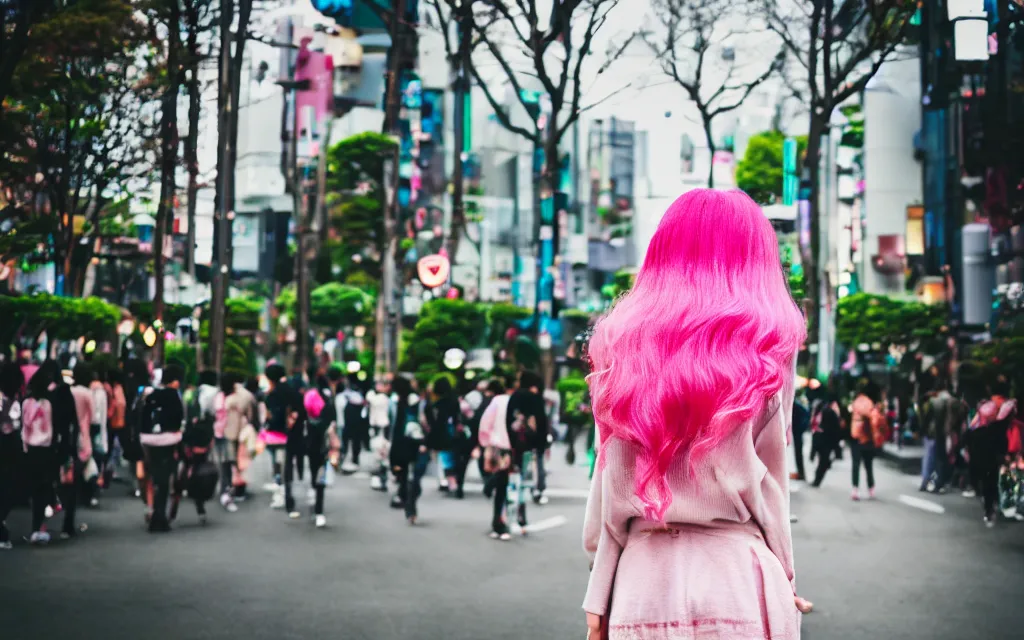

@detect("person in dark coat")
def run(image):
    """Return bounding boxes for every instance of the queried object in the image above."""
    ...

[389,377,428,524]
[809,393,844,488]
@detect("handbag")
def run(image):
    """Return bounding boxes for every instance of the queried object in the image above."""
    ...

[483,446,512,473]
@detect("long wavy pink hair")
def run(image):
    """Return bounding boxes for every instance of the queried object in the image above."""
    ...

[587,189,806,522]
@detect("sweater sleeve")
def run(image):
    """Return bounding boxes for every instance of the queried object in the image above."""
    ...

[477,401,497,448]
[581,433,625,616]
[751,370,798,595]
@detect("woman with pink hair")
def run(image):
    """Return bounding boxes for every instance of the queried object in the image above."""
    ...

[583,190,812,640]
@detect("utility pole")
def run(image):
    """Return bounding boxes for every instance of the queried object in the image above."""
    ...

[375,0,406,377]
[152,0,182,368]
[209,0,235,374]
[448,1,471,265]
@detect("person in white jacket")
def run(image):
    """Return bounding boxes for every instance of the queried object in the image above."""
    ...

[366,380,394,491]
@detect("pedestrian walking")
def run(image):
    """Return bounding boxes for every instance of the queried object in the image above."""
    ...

[506,370,549,521]
[970,386,1016,527]
[0,362,25,549]
[849,381,890,501]
[88,369,109,499]
[388,376,428,524]
[303,381,340,528]
[337,376,369,474]
[261,364,295,507]
[104,369,127,485]
[139,364,186,533]
[22,365,56,545]
[478,379,513,540]
[264,365,305,518]
[70,363,99,510]
[425,376,464,496]
[809,395,843,488]
[581,190,811,640]
[366,379,393,491]
[919,376,958,493]
[791,397,809,482]
[171,391,217,527]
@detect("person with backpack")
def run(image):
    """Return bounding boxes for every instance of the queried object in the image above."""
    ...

[170,379,217,527]
[23,366,58,544]
[388,376,428,524]
[425,376,464,496]
[263,364,304,514]
[139,364,186,533]
[478,379,514,540]
[336,375,369,474]
[0,361,25,549]
[303,379,340,528]
[506,370,550,523]
[849,381,891,501]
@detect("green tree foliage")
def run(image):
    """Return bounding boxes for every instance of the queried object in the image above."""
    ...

[325,133,398,283]
[400,299,487,382]
[0,293,121,349]
[310,282,374,329]
[836,293,947,353]
[735,131,807,205]
[275,283,373,330]
[1,0,154,292]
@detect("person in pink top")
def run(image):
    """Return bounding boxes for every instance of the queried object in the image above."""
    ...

[65,363,95,536]
[477,379,513,540]
[582,190,813,640]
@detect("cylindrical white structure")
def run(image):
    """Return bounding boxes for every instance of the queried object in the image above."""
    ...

[961,223,993,326]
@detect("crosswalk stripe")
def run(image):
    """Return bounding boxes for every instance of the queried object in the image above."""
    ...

[898,494,946,515]
[512,515,569,534]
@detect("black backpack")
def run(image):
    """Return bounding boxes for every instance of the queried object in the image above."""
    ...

[306,416,331,457]
[139,390,182,436]
[183,394,214,448]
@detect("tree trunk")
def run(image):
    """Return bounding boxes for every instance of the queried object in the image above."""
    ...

[209,0,234,374]
[703,117,716,189]
[184,5,201,289]
[803,113,826,375]
[448,10,471,268]
[374,0,405,377]
[153,0,182,368]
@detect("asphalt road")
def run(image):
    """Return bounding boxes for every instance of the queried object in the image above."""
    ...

[1,442,1022,640]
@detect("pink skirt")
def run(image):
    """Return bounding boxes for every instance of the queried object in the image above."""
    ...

[607,520,800,640]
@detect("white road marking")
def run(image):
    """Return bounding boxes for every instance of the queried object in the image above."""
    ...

[898,494,946,515]
[512,515,569,534]
[790,483,802,493]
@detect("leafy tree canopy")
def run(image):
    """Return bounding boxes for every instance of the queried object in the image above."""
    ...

[735,130,807,205]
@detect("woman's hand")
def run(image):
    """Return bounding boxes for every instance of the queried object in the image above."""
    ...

[795,595,814,614]
[585,612,606,640]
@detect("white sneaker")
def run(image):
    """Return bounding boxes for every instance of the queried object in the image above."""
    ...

[263,482,280,493]
[44,505,54,519]
[536,494,549,506]
[225,502,238,513]
[30,531,51,545]
[340,461,358,474]
[270,493,285,510]
[0,541,13,550]
[315,515,327,528]
[370,475,383,490]
[963,489,977,498]
[790,514,799,523]
[288,511,302,519]
[89,498,99,508]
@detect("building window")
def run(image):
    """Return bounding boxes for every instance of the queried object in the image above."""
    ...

[906,205,925,255]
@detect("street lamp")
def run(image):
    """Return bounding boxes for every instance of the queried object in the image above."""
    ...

[443,348,466,370]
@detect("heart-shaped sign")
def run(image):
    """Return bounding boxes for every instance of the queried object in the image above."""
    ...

[417,254,450,289]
